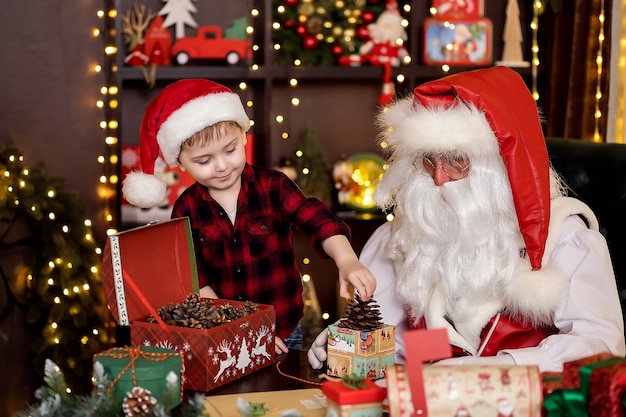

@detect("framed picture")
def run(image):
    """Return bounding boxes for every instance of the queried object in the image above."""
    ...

[422,18,492,66]
[431,0,484,19]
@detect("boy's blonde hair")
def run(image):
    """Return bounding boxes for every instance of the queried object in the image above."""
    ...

[183,121,244,149]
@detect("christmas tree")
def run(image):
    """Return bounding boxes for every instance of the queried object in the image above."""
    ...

[294,125,333,206]
[0,144,114,393]
[272,0,388,66]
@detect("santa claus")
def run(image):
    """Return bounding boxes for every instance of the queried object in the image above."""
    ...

[308,66,625,373]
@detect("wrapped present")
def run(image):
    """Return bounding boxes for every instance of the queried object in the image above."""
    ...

[385,328,543,417]
[322,377,386,417]
[327,297,396,380]
[93,345,183,410]
[544,355,626,417]
[101,218,276,392]
[326,324,395,380]
[561,352,615,389]
[386,363,543,417]
[541,371,563,396]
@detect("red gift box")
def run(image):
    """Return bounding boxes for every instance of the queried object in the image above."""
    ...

[589,361,626,417]
[561,352,615,389]
[544,355,626,417]
[322,378,386,405]
[102,218,276,392]
[322,378,386,417]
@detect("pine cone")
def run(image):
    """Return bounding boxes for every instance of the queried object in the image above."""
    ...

[122,386,157,417]
[338,294,384,331]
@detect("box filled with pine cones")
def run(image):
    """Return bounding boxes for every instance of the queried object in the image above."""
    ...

[326,296,396,380]
[101,217,276,392]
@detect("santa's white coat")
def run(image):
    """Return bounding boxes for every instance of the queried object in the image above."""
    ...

[363,196,626,372]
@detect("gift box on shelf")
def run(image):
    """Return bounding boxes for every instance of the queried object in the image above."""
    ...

[322,377,386,417]
[102,218,276,392]
[93,345,183,410]
[326,297,395,380]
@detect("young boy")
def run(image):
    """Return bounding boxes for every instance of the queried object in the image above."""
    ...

[122,79,377,354]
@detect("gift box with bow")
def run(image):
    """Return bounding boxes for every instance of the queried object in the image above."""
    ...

[93,345,183,410]
[543,354,626,417]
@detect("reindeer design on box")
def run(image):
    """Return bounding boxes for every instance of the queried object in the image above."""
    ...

[251,325,272,360]
[213,340,236,383]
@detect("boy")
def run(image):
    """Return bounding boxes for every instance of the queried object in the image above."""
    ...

[123,79,376,354]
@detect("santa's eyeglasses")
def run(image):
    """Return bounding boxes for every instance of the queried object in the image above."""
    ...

[414,154,471,180]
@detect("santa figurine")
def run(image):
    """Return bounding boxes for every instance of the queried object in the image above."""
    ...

[339,0,409,67]
[308,66,625,374]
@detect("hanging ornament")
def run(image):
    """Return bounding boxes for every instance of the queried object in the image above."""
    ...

[357,25,370,40]
[332,44,344,55]
[285,0,298,6]
[303,34,319,50]
[362,10,376,23]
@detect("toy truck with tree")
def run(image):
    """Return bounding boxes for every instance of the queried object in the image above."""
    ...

[171,18,252,65]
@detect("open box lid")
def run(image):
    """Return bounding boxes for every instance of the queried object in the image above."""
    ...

[102,217,198,325]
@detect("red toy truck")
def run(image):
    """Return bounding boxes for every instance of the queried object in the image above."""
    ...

[171,25,252,65]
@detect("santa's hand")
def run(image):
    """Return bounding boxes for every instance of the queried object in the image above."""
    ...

[434,354,515,367]
[307,328,329,369]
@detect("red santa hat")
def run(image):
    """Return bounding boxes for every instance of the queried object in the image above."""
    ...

[378,66,550,271]
[122,79,250,208]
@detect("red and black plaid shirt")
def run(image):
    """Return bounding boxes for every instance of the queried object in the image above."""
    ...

[172,164,351,339]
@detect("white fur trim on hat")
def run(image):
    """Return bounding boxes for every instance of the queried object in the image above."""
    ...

[158,92,250,166]
[378,97,498,158]
[122,171,168,209]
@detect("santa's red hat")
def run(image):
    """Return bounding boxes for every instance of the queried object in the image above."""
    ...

[122,79,250,208]
[377,66,550,271]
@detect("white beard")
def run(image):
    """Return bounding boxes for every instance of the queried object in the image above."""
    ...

[381,153,529,325]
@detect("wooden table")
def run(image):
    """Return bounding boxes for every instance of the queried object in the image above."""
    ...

[200,349,325,396]
[198,350,328,416]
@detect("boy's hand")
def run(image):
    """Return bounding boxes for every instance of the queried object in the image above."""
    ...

[199,286,219,299]
[275,337,289,355]
[321,235,377,301]
[337,258,377,301]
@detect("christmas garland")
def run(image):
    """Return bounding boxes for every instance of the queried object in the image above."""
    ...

[17,359,208,417]
[272,0,387,66]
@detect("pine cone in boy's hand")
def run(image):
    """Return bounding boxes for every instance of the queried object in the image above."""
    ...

[337,294,384,331]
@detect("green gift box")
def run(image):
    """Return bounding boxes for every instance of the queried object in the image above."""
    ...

[94,345,183,410]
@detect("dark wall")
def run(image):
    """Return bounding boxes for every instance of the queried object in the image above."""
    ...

[0,1,106,232]
[0,2,105,415]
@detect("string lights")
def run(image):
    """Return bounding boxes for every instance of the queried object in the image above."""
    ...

[530,0,540,100]
[593,0,606,142]
[98,0,119,236]
[0,143,113,389]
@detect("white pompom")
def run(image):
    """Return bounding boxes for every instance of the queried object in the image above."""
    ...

[122,172,168,208]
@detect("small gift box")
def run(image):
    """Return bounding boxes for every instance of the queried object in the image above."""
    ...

[93,345,183,410]
[561,352,614,389]
[326,297,395,380]
[322,377,386,417]
[543,354,626,417]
